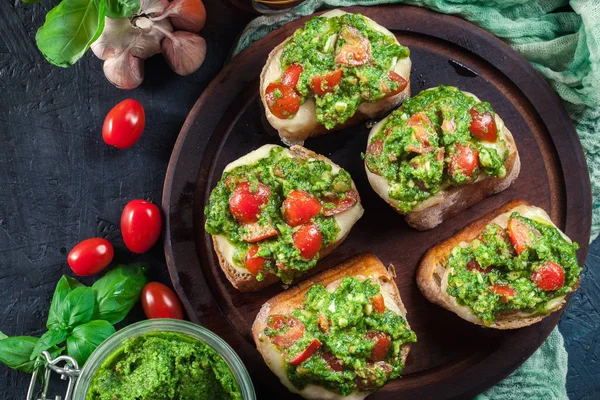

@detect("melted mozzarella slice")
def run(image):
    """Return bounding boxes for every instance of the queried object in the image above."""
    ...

[214,144,364,275]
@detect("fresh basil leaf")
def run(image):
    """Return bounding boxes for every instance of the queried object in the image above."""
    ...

[47,276,84,330]
[0,336,38,373]
[106,0,139,19]
[92,263,148,325]
[61,287,95,329]
[67,320,115,365]
[30,329,68,361]
[35,0,107,67]
[0,331,8,340]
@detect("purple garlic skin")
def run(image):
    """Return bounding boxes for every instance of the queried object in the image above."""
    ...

[104,52,145,90]
[162,31,206,76]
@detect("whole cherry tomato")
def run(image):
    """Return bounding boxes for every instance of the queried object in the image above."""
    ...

[67,238,114,276]
[265,83,300,119]
[121,200,162,253]
[141,282,184,320]
[228,182,270,224]
[102,99,145,149]
[532,261,565,291]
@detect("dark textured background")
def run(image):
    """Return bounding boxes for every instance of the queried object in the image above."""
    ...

[0,0,598,398]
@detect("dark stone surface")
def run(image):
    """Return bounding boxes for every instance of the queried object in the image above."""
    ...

[0,0,597,399]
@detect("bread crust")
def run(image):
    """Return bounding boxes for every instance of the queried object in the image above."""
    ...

[252,253,412,399]
[365,91,521,231]
[259,10,411,146]
[211,145,363,292]
[416,200,571,329]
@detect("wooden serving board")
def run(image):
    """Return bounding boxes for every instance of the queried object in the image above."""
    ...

[162,5,591,399]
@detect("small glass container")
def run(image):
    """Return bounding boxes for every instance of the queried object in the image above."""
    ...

[69,319,256,400]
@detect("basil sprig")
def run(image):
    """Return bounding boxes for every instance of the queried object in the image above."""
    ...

[0,263,147,372]
[32,0,140,67]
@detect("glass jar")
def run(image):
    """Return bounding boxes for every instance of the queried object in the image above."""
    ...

[70,319,256,400]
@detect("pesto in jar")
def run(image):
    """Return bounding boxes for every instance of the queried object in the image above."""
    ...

[445,212,581,325]
[205,146,359,284]
[264,277,416,395]
[86,332,241,400]
[365,85,508,213]
[266,13,410,128]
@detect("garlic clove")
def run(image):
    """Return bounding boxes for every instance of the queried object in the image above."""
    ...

[161,31,206,76]
[165,0,206,33]
[142,0,169,17]
[103,51,145,90]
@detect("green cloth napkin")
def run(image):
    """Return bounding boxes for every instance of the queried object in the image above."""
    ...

[232,1,597,398]
[233,0,600,244]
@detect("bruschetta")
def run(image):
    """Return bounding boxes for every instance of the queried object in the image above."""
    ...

[253,253,416,399]
[204,144,364,292]
[417,200,582,329]
[260,10,412,145]
[365,85,520,230]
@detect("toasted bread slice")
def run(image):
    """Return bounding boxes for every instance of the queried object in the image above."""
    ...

[417,200,576,329]
[366,89,521,230]
[211,145,364,292]
[260,9,411,146]
[253,253,412,399]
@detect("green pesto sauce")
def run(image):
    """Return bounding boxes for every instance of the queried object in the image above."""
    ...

[280,13,410,129]
[365,85,508,213]
[86,332,241,400]
[266,277,417,395]
[446,213,581,325]
[205,146,352,284]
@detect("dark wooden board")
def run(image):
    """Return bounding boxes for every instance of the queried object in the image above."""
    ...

[162,5,592,399]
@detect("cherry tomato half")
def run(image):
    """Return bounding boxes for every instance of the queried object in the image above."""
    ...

[489,284,516,303]
[449,143,479,178]
[265,83,300,119]
[121,200,163,254]
[267,315,305,348]
[281,64,304,89]
[141,282,184,320]
[532,261,565,291]
[310,69,343,96]
[229,182,270,224]
[322,190,359,217]
[507,217,538,255]
[386,71,408,96]
[67,238,114,276]
[335,25,371,66]
[282,190,322,227]
[322,352,344,371]
[366,331,391,362]
[102,99,145,149]
[293,222,323,260]
[245,245,266,275]
[469,108,498,142]
[289,338,321,366]
[370,294,385,314]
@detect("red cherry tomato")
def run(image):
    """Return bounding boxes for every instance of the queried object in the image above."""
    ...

[449,143,479,178]
[310,69,343,96]
[322,352,344,371]
[469,108,498,142]
[141,282,184,320]
[293,222,323,260]
[121,200,162,254]
[228,182,270,224]
[281,64,304,89]
[367,140,383,157]
[386,71,408,96]
[265,83,300,119]
[289,338,321,366]
[102,99,145,149]
[507,217,538,255]
[370,294,385,314]
[245,245,266,275]
[267,315,305,348]
[282,190,322,227]
[323,190,359,217]
[532,261,565,291]
[335,25,371,66]
[489,284,516,303]
[406,113,434,154]
[240,222,278,243]
[367,332,391,362]
[67,238,114,276]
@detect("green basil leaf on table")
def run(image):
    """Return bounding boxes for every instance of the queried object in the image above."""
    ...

[35,0,107,67]
[30,329,68,361]
[0,335,39,373]
[67,320,115,365]
[92,263,148,325]
[47,275,84,329]
[106,0,140,19]
[61,286,96,329]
